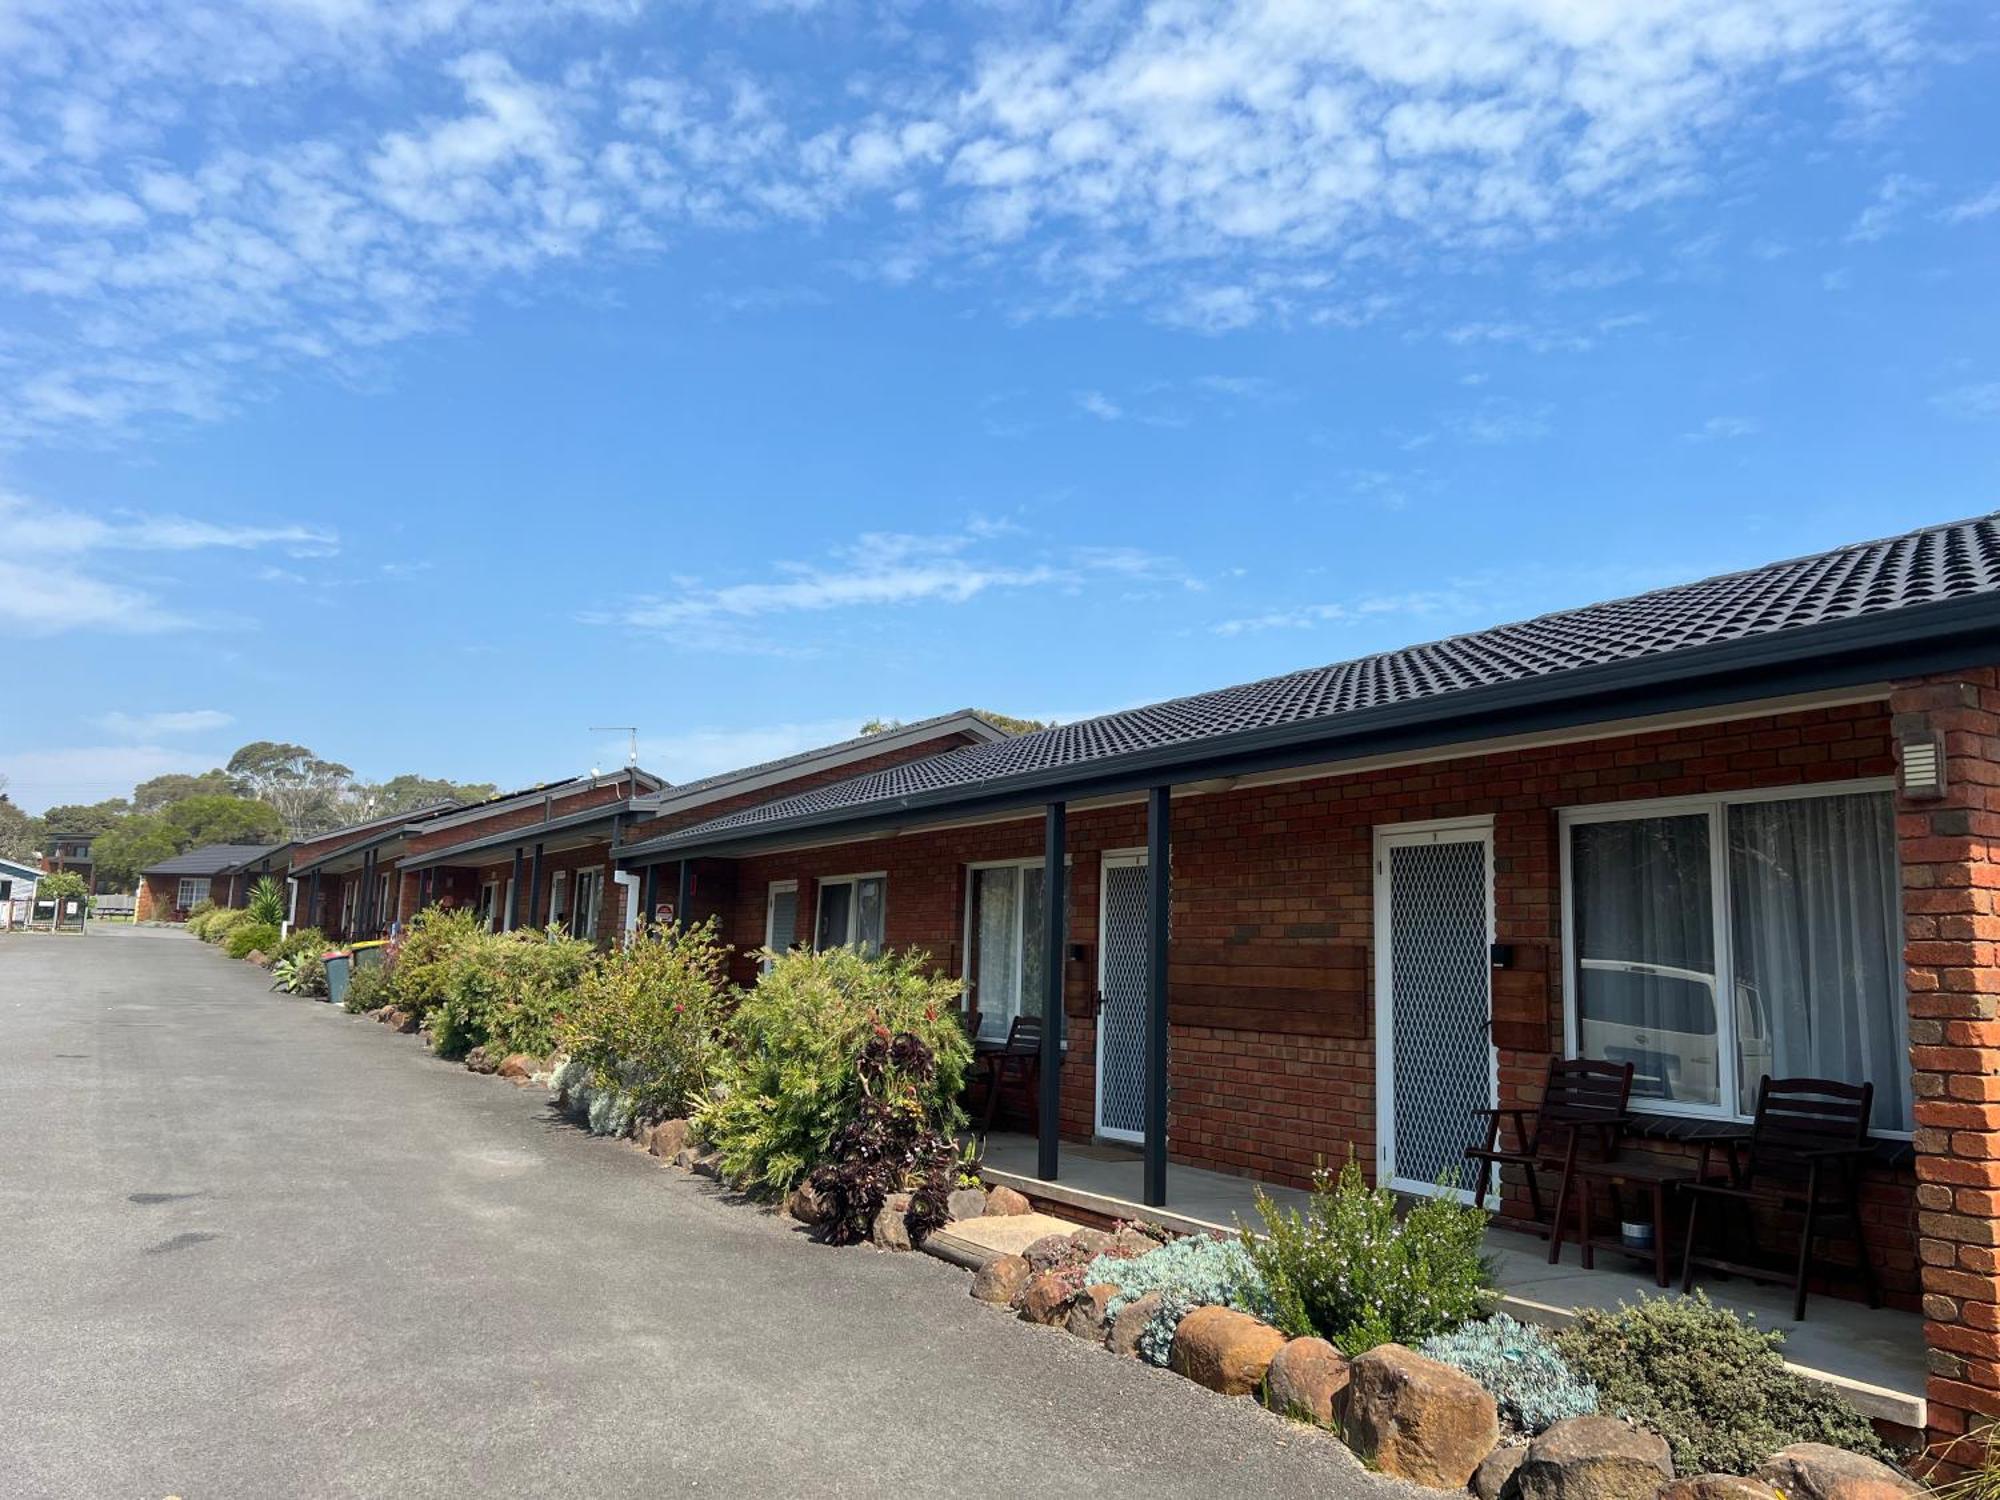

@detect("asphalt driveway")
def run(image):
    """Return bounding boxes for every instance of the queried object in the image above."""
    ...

[0,926,1403,1499]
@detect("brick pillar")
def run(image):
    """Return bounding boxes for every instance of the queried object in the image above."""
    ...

[1896,669,2000,1455]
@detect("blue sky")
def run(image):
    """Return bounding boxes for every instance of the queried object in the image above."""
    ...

[1,0,1997,813]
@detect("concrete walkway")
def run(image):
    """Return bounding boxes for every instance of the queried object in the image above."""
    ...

[0,928,1411,1500]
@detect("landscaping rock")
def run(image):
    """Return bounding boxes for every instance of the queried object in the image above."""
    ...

[985,1185,1031,1216]
[1064,1284,1119,1343]
[785,1180,831,1225]
[1111,1227,1161,1257]
[873,1192,914,1251]
[647,1119,690,1160]
[1107,1291,1163,1358]
[1754,1445,1920,1500]
[497,1053,535,1081]
[377,1006,402,1026]
[1017,1272,1074,1326]
[1262,1336,1349,1427]
[245,950,267,967]
[1168,1306,1289,1398]
[672,1145,702,1170]
[1340,1343,1500,1490]
[1661,1477,1784,1500]
[1023,1234,1075,1273]
[970,1255,1031,1306]
[947,1187,988,1223]
[1068,1228,1115,1257]
[1517,1416,1674,1500]
[1474,1446,1527,1500]
[465,1046,497,1075]
[391,1011,419,1034]
[691,1151,724,1180]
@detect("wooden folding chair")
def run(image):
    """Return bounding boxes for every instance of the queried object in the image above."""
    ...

[1465,1057,1634,1264]
[976,1014,1043,1138]
[1680,1075,1878,1321]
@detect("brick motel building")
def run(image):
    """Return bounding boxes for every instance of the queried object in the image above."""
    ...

[603,515,2000,1448]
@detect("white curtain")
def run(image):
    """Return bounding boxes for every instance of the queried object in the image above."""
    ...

[1728,793,1908,1132]
[975,868,1019,1040]
[1571,814,1720,1105]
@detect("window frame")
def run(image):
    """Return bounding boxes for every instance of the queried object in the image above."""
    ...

[1558,775,1908,1138]
[763,880,799,970]
[960,855,1069,1040]
[177,876,210,910]
[813,871,888,955]
[574,866,601,943]
[548,869,569,929]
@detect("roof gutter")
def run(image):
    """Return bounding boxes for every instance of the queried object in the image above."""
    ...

[620,595,2000,865]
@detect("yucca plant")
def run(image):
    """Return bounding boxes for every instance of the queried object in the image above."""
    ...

[246,876,286,927]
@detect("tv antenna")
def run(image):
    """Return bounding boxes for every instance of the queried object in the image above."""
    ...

[590,726,640,770]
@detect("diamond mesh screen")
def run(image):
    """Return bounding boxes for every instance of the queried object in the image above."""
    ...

[1098,860,1149,1139]
[1388,839,1491,1192]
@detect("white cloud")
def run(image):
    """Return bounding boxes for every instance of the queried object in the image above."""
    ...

[1075,390,1123,421]
[593,523,1187,650]
[1212,589,1486,637]
[0,0,1926,437]
[1846,172,1927,242]
[0,559,174,635]
[639,716,864,785]
[0,487,339,634]
[1934,383,2000,421]
[1943,183,2000,224]
[94,709,234,737]
[1684,415,1761,441]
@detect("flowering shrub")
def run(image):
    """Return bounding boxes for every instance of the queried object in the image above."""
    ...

[1084,1234,1272,1366]
[695,946,969,1196]
[1238,1157,1490,1355]
[1418,1314,1598,1435]
[558,920,732,1119]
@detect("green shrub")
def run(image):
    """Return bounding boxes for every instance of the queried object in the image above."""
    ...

[1553,1293,1893,1475]
[343,963,393,1013]
[431,926,595,1060]
[1239,1157,1491,1355]
[1419,1314,1598,1435]
[387,907,486,1021]
[185,898,217,929]
[203,907,251,945]
[559,920,731,1118]
[695,946,969,1196]
[1085,1234,1272,1366]
[272,927,327,964]
[225,920,281,958]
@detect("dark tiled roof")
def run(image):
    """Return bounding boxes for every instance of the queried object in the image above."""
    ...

[648,514,2000,851]
[617,710,1006,856]
[144,843,284,877]
[653,710,1000,801]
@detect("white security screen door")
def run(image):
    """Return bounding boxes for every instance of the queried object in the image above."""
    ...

[1096,851,1150,1144]
[1374,820,1496,1202]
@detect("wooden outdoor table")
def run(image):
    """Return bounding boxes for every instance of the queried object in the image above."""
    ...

[1569,1155,1698,1289]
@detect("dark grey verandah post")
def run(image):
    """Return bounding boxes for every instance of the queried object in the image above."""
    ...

[528,843,544,928]
[642,864,660,929]
[507,847,523,932]
[1145,784,1171,1208]
[676,859,692,930]
[1038,800,1066,1182]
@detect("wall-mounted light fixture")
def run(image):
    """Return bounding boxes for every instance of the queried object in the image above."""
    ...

[1898,720,1947,800]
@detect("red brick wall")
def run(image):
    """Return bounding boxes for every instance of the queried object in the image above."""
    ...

[1893,670,2000,1452]
[715,699,1918,1298]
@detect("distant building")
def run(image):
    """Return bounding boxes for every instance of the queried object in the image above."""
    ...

[40,833,107,893]
[0,854,39,929]
[136,844,295,923]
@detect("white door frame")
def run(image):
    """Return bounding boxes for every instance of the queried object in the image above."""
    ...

[1372,815,1498,1204]
[1095,847,1149,1144]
